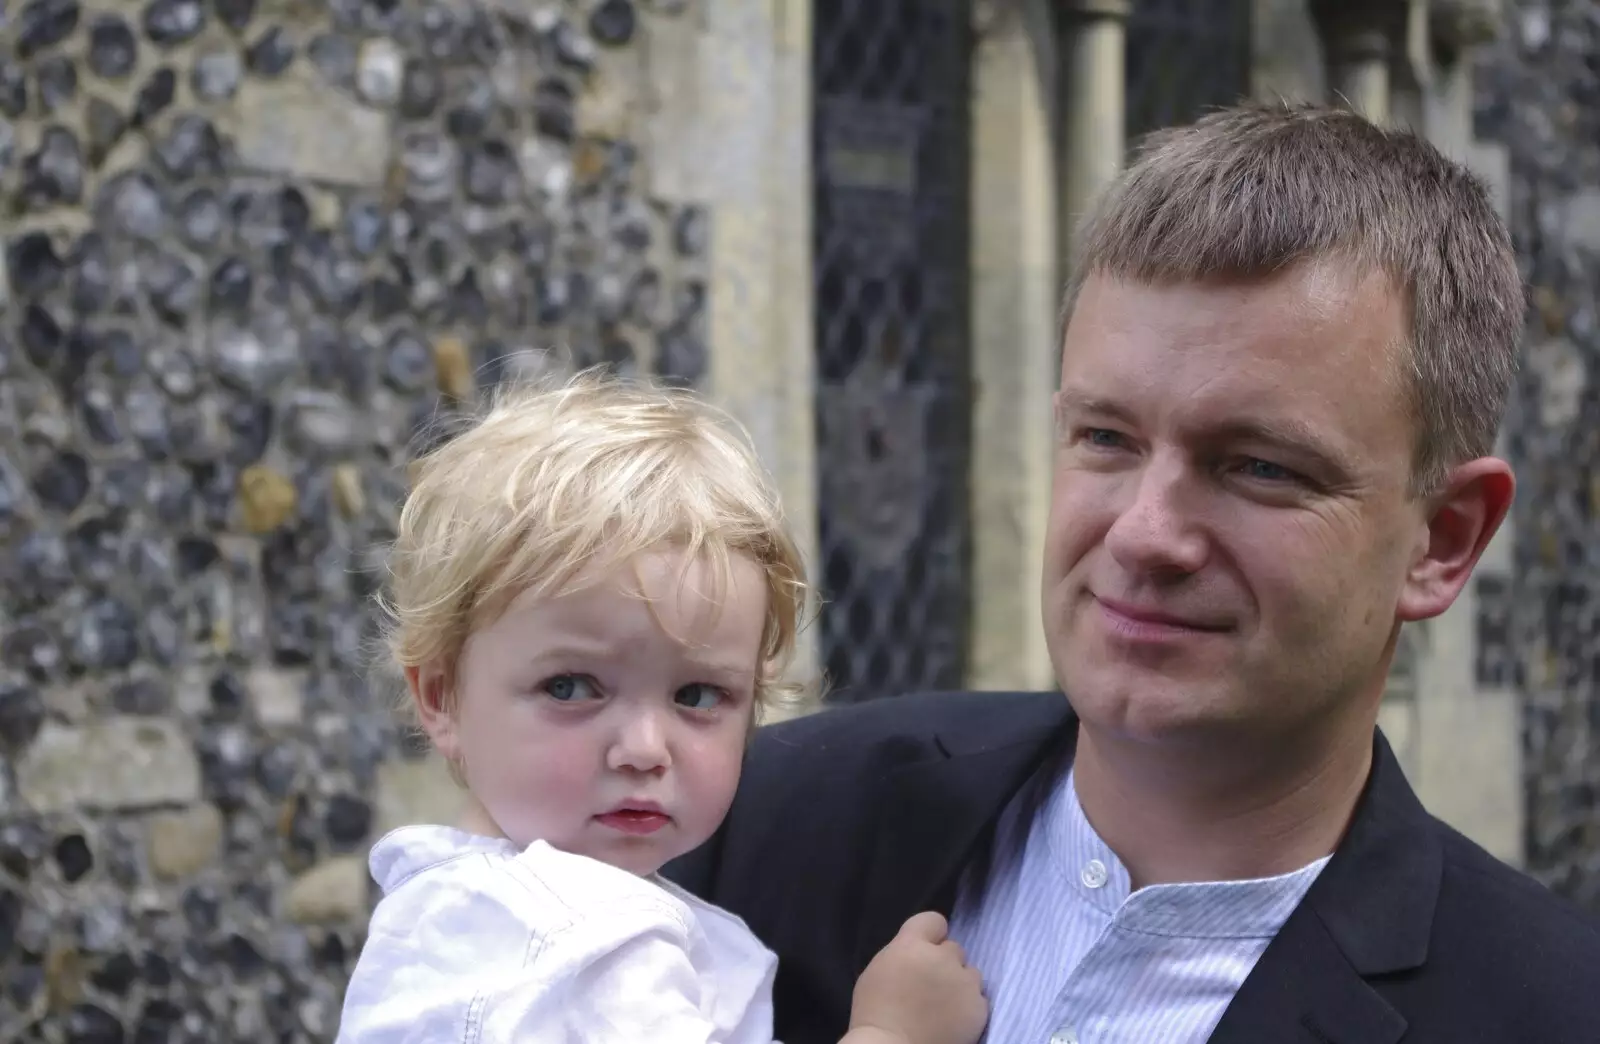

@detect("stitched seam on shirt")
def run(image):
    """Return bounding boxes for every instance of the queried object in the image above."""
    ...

[457,857,562,1044]
[463,989,483,1044]
[508,854,694,935]
[1107,920,1282,941]
[454,853,694,1041]
[460,886,550,1044]
[504,857,583,920]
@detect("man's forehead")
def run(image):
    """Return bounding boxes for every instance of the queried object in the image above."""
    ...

[1070,260,1400,327]
[1059,266,1416,473]
[1063,264,1407,377]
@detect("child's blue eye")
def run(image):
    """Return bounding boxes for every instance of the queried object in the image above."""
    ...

[542,674,599,702]
[675,684,724,711]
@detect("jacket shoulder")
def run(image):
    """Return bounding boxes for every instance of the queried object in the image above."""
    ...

[1418,818,1600,1030]
[1433,822,1600,956]
[751,689,1062,760]
[663,690,1068,909]
[731,689,1065,816]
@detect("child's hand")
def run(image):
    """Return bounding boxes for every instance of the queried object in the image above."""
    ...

[846,911,989,1044]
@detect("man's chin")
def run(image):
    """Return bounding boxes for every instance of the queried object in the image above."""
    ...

[1062,667,1249,745]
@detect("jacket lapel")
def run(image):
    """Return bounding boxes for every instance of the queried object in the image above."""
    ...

[1206,909,1407,1044]
[852,692,1074,968]
[846,697,1439,1044]
[1208,731,1440,1044]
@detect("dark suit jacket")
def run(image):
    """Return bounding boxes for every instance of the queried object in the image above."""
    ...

[664,690,1600,1043]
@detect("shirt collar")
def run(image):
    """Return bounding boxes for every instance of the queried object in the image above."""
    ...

[368,825,518,893]
[1046,767,1331,939]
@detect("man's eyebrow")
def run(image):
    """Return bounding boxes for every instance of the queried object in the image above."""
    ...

[1208,418,1350,468]
[1055,390,1356,473]
[1054,391,1138,432]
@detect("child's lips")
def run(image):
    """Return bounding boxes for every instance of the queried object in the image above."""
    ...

[595,809,671,835]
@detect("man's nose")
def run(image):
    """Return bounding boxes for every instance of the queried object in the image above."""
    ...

[607,707,671,774]
[1102,454,1210,579]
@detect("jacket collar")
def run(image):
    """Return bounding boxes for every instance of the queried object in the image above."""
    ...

[1208,728,1438,1044]
[855,695,1439,1044]
[1303,728,1440,974]
[852,691,1072,967]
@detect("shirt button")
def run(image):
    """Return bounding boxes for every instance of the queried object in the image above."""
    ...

[1081,859,1108,889]
[1050,1027,1080,1044]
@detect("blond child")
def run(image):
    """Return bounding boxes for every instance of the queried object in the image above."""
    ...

[335,371,988,1044]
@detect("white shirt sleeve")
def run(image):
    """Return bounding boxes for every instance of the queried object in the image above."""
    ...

[336,839,761,1044]
[480,905,728,1041]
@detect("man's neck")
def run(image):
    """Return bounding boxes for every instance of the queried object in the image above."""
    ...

[1071,714,1376,890]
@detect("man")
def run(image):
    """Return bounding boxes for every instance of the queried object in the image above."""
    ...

[665,103,1600,1043]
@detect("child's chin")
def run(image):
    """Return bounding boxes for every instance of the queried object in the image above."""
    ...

[597,848,669,878]
[561,835,672,877]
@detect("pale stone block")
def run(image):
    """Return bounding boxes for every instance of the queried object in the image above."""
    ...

[1392,18,1524,871]
[967,4,1058,692]
[230,78,392,187]
[641,12,711,203]
[699,4,773,207]
[286,856,371,925]
[1557,189,1600,253]
[1462,139,1511,221]
[1527,336,1588,429]
[1377,697,1419,779]
[700,2,820,691]
[376,757,464,836]
[249,667,304,728]
[1415,585,1524,865]
[575,60,638,141]
[1420,589,1479,705]
[1414,688,1525,866]
[1251,0,1326,104]
[147,804,225,881]
[18,720,201,814]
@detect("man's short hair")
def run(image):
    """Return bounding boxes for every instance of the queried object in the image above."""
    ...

[1064,101,1524,495]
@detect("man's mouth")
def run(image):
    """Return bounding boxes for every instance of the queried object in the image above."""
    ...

[1093,595,1232,636]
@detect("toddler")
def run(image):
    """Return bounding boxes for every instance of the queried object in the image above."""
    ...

[336,371,988,1044]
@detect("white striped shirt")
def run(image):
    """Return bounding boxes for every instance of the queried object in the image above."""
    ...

[949,767,1329,1044]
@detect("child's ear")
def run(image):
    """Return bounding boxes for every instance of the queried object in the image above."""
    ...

[407,663,460,761]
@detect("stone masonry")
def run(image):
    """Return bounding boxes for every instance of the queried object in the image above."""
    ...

[1477,0,1600,913]
[0,1,710,1039]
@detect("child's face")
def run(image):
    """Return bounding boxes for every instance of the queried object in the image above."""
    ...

[414,547,766,876]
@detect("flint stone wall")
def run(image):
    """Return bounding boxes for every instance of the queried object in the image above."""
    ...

[1479,0,1600,913]
[0,0,712,1039]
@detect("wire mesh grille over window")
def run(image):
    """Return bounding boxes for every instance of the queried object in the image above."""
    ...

[1125,0,1254,144]
[811,0,973,703]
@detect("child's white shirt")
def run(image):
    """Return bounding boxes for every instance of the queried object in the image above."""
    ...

[335,825,779,1044]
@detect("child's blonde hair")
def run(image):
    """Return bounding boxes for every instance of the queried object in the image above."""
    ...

[376,368,813,727]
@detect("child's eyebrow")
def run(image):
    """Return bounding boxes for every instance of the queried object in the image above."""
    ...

[683,659,757,684]
[524,641,609,660]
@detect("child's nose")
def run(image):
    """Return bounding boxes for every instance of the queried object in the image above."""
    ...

[607,711,670,773]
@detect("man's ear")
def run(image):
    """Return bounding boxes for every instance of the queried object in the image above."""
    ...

[1396,457,1514,623]
[407,663,460,761]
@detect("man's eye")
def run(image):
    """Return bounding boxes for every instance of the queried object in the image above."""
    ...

[1238,458,1296,483]
[1082,428,1126,449]
[541,674,600,702]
